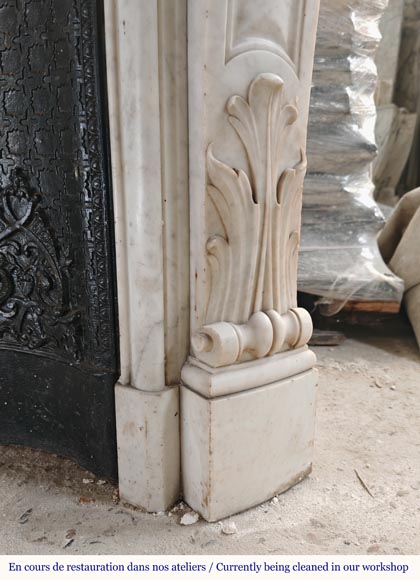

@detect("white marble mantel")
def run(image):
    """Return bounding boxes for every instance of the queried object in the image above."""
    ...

[104,0,320,521]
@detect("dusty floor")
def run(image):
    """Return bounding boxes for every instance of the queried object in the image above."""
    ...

[1,324,420,555]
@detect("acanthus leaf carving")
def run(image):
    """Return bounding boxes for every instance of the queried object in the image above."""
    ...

[206,145,259,324]
[206,73,307,321]
[196,73,311,367]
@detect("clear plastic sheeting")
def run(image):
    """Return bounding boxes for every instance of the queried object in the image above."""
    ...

[298,0,404,307]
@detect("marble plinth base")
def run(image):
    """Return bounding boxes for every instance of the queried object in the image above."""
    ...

[115,384,180,512]
[181,367,318,522]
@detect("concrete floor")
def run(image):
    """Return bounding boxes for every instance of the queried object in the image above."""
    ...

[1,325,420,555]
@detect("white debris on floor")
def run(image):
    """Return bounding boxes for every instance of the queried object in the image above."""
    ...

[0,326,419,555]
[180,512,200,526]
[221,522,237,536]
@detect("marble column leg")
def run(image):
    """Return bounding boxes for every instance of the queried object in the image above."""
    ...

[182,0,321,521]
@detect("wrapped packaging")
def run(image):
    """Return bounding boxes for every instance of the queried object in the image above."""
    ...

[298,0,404,309]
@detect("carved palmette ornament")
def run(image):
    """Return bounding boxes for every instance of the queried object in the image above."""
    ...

[0,170,80,359]
[193,74,312,367]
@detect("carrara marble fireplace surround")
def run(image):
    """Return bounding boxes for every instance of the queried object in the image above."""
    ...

[106,0,320,522]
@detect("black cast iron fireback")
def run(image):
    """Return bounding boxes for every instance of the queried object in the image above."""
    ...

[0,0,119,479]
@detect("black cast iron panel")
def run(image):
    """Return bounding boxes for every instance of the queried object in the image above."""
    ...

[0,0,119,479]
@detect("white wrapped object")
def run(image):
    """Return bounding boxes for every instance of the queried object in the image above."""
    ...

[298,0,404,307]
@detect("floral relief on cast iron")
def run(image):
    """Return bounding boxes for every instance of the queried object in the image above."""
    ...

[0,170,80,360]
